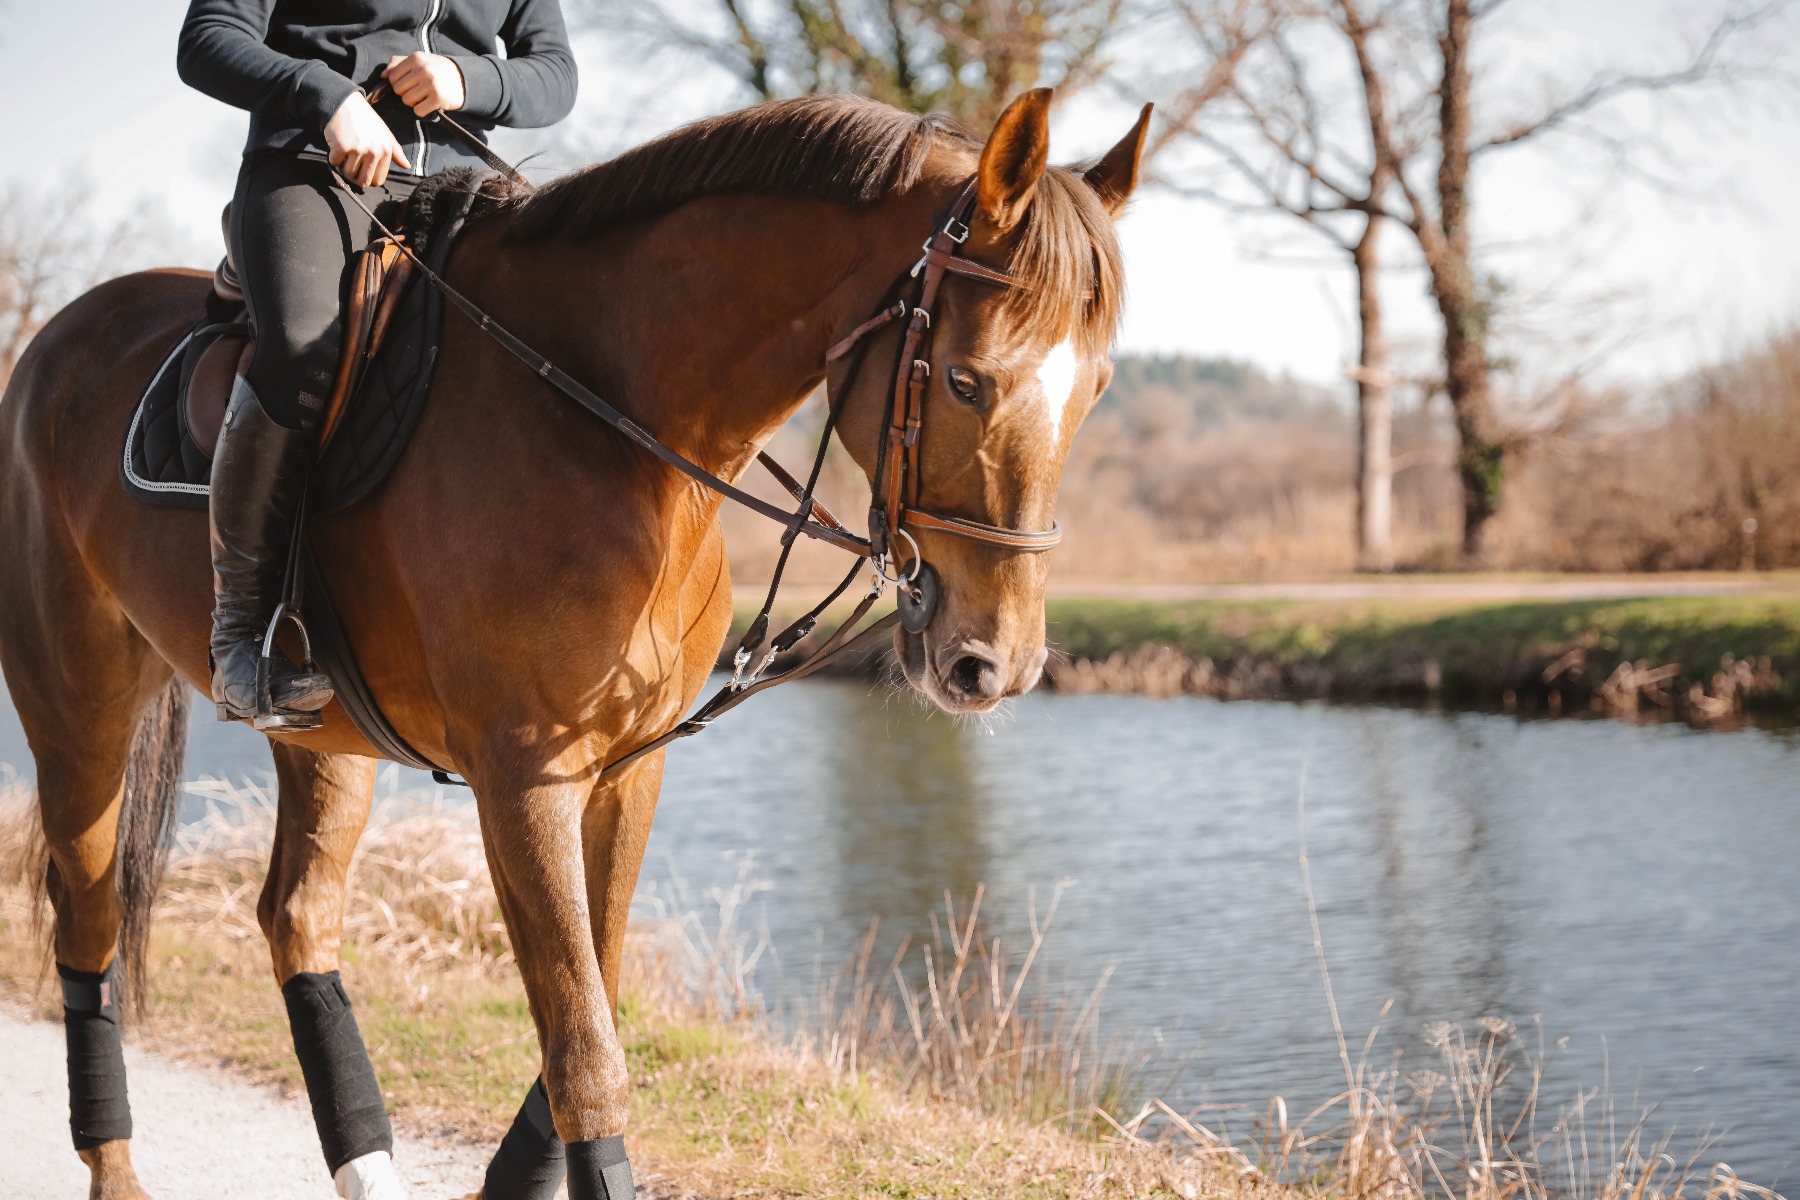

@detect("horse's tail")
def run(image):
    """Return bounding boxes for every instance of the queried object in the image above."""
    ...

[113,676,189,1015]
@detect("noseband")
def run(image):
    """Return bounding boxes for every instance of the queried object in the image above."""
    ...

[333,170,1061,781]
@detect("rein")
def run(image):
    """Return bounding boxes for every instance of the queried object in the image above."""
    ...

[328,164,1059,782]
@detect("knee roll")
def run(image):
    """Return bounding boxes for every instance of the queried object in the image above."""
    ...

[61,959,132,1150]
[282,970,393,1174]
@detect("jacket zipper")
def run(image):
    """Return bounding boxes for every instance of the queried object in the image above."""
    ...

[413,0,444,174]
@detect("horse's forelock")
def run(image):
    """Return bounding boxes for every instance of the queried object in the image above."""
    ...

[1000,167,1126,360]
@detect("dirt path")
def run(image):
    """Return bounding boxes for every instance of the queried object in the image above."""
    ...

[1,1005,491,1199]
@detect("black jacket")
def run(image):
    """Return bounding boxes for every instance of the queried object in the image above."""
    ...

[178,0,578,176]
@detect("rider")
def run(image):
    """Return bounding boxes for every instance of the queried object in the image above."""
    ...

[177,0,577,724]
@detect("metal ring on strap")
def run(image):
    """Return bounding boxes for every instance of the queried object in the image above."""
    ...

[872,528,924,585]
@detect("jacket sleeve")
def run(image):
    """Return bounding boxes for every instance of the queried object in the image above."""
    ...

[177,0,356,132]
[448,0,578,129]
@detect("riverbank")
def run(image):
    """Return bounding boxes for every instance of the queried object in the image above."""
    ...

[0,784,1777,1200]
[732,575,1800,724]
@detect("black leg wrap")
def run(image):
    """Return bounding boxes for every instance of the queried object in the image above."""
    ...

[482,1077,566,1200]
[282,970,393,1174]
[566,1135,634,1200]
[61,960,132,1150]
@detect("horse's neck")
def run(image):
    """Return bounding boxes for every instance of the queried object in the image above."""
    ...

[486,190,937,485]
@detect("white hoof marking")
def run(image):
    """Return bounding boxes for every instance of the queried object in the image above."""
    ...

[334,1150,409,1200]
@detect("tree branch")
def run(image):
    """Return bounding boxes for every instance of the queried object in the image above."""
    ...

[1475,2,1785,153]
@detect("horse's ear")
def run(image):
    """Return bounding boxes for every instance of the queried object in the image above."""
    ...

[976,88,1054,232]
[1083,103,1153,218]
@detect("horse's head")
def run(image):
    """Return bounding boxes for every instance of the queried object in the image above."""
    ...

[838,90,1149,714]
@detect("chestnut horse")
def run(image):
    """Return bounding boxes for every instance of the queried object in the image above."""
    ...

[0,89,1145,1198]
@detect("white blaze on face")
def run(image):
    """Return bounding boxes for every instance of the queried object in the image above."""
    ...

[1035,338,1080,449]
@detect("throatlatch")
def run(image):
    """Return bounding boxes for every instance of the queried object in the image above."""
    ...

[61,959,131,1150]
[483,1077,566,1200]
[282,971,394,1174]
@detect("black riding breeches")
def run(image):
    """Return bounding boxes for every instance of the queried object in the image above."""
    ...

[229,153,416,431]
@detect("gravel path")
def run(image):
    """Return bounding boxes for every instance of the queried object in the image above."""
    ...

[2,1005,493,1199]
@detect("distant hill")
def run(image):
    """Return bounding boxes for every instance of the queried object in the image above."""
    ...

[1100,353,1340,429]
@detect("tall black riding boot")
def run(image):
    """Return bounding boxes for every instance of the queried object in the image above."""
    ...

[209,377,334,726]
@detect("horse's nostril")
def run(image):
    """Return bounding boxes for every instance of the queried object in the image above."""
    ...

[948,654,999,699]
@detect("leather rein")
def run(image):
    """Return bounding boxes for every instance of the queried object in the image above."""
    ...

[331,159,1059,781]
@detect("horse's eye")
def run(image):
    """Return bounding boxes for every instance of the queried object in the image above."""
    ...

[947,365,982,404]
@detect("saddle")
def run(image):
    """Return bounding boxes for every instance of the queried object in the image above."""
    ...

[120,169,494,779]
[123,168,486,514]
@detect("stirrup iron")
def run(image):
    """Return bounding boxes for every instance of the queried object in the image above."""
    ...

[253,602,322,731]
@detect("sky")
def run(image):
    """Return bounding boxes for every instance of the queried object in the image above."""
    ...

[2,0,1797,393]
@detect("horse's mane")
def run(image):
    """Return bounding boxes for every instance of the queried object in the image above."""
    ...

[496,94,1124,352]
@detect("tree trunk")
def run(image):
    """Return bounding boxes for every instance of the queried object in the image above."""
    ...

[1352,215,1394,572]
[1431,0,1504,560]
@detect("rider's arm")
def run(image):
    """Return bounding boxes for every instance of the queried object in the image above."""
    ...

[176,0,355,132]
[444,0,579,130]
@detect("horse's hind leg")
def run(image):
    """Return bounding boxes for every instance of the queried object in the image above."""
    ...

[258,741,409,1199]
[1,566,186,1200]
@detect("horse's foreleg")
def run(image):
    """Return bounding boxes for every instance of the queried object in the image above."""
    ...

[259,742,405,1200]
[476,764,636,1200]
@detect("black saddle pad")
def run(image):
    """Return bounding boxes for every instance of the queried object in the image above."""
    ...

[121,170,486,514]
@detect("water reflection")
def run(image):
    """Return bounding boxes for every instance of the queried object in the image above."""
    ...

[1352,711,1517,1039]
[814,695,990,940]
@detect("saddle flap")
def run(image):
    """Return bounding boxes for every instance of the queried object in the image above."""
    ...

[184,334,254,459]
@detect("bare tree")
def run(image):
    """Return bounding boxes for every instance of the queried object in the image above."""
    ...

[1163,0,1784,562]
[0,185,164,385]
[589,0,1130,127]
[1154,0,1407,570]
[1352,0,1783,558]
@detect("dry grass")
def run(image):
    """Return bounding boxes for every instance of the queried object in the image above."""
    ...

[0,776,1785,1199]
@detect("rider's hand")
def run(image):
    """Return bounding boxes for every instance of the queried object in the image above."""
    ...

[324,91,410,188]
[384,52,466,117]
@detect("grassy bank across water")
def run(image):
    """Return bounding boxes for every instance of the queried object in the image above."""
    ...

[1040,591,1800,720]
[732,577,1800,722]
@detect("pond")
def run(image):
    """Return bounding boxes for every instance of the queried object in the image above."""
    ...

[3,682,1796,1182]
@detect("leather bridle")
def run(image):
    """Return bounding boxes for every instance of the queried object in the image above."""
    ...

[332,167,1060,781]
[850,178,1063,572]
